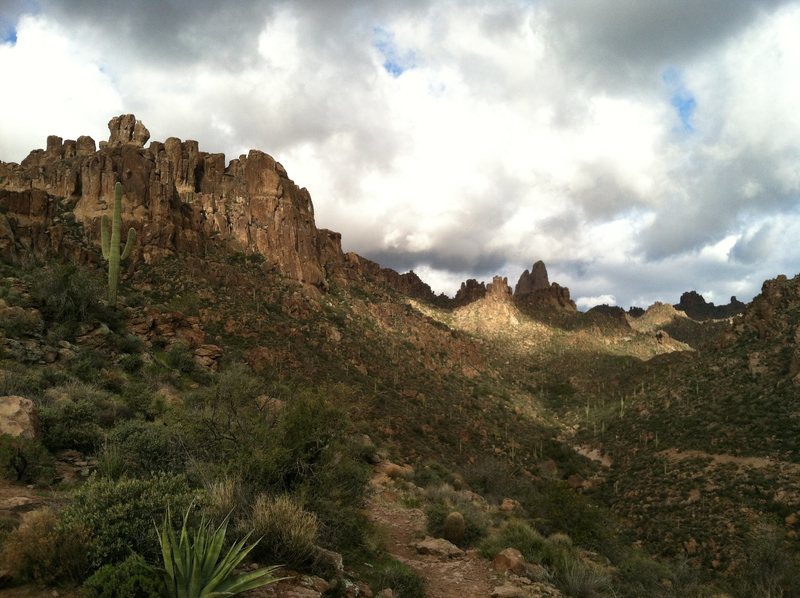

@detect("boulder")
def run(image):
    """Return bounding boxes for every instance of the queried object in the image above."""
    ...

[414,536,464,558]
[0,395,38,438]
[493,547,526,575]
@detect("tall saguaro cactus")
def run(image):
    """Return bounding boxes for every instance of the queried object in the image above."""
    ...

[100,182,136,306]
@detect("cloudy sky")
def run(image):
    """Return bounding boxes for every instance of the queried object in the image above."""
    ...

[1,0,799,308]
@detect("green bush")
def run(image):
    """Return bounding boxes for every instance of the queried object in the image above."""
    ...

[40,398,104,453]
[0,434,54,483]
[0,508,93,584]
[62,473,198,567]
[0,306,43,337]
[246,494,319,568]
[371,558,426,598]
[479,519,547,562]
[106,419,184,477]
[557,558,611,598]
[29,264,113,335]
[164,343,196,374]
[80,554,162,598]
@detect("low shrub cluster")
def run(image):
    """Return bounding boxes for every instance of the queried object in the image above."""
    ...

[61,473,198,567]
[0,434,54,483]
[0,508,92,585]
[246,494,319,568]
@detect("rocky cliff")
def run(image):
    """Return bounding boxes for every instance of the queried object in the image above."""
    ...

[513,260,576,312]
[0,114,438,297]
[674,291,745,321]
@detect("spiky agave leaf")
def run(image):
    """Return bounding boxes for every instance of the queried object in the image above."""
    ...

[156,504,285,598]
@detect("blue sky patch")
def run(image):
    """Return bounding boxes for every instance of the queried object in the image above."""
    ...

[1,20,17,45]
[373,25,415,77]
[662,67,697,133]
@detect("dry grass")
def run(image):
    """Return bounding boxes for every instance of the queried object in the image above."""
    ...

[246,494,319,567]
[0,508,92,584]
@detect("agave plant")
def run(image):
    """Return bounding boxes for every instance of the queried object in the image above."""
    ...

[156,506,284,597]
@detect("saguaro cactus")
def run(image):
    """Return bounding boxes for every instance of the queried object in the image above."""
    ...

[100,182,136,306]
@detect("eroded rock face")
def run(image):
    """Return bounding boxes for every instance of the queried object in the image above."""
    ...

[454,279,486,306]
[514,260,550,296]
[675,291,745,321]
[513,260,576,312]
[0,114,340,287]
[486,276,513,301]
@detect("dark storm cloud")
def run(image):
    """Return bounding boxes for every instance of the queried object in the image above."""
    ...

[729,223,777,264]
[639,146,800,260]
[38,0,273,67]
[545,0,793,88]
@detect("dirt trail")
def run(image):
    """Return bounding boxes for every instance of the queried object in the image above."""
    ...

[367,480,497,598]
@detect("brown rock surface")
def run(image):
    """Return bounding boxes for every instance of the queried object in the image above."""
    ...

[514,260,550,296]
[414,537,465,558]
[492,548,526,575]
[0,396,38,438]
[0,114,353,288]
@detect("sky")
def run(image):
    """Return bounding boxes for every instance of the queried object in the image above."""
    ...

[1,0,799,309]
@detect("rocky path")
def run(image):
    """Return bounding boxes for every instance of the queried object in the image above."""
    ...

[366,468,563,598]
[367,482,496,598]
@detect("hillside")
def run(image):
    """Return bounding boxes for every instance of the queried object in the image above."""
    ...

[1,116,798,598]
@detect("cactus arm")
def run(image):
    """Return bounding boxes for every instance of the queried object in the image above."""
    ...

[100,215,111,259]
[111,183,122,252]
[121,228,137,261]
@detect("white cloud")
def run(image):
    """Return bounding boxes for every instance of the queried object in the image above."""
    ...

[1,0,798,308]
[576,294,617,310]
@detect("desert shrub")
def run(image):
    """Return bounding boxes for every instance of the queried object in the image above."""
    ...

[62,473,198,567]
[425,499,489,548]
[527,482,612,552]
[463,455,524,502]
[0,508,93,584]
[615,550,674,595]
[479,519,547,562]
[204,476,245,524]
[95,441,126,480]
[80,554,162,598]
[371,558,426,598]
[557,558,611,598]
[164,342,196,374]
[0,512,17,544]
[29,264,112,335]
[69,349,109,383]
[739,526,800,597]
[0,306,43,337]
[119,353,144,373]
[412,460,453,488]
[303,442,371,551]
[247,494,319,568]
[0,434,54,483]
[120,380,163,419]
[40,398,104,453]
[105,419,184,477]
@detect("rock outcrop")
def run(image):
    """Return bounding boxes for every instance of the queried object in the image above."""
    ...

[513,260,576,313]
[514,260,550,296]
[486,276,513,301]
[0,114,431,296]
[453,279,487,306]
[674,291,745,321]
